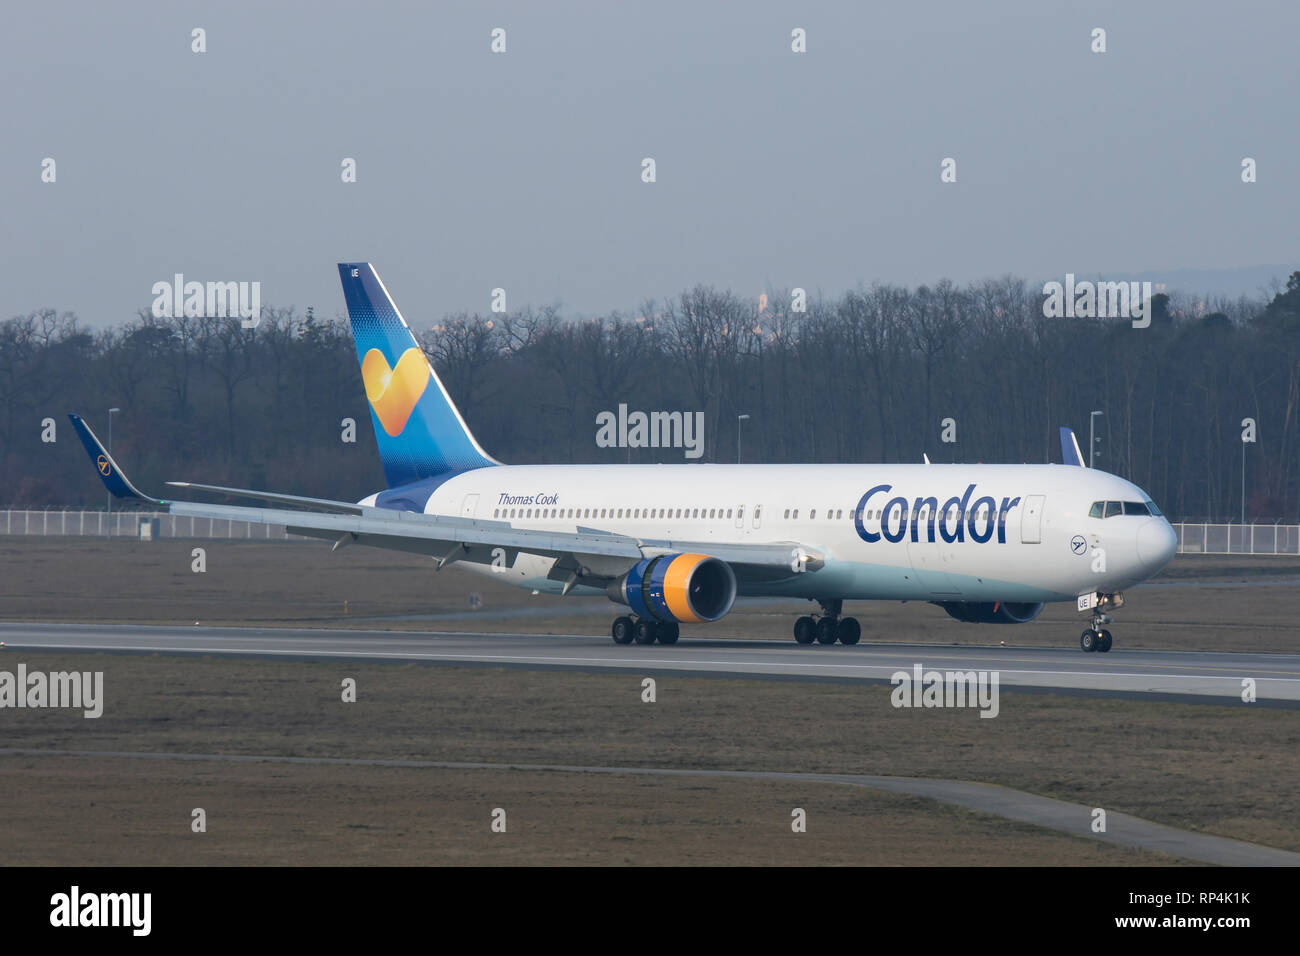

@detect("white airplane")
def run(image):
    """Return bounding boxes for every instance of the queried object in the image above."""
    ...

[71,263,1177,653]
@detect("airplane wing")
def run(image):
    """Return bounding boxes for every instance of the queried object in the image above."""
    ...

[68,414,822,585]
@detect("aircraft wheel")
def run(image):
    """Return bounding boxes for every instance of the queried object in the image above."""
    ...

[837,617,861,645]
[1097,629,1113,653]
[612,616,635,645]
[634,619,658,645]
[794,616,816,644]
[1080,629,1097,653]
[816,618,838,644]
[658,622,680,645]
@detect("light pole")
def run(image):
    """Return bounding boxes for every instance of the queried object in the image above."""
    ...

[1088,410,1103,469]
[1241,438,1247,525]
[107,407,120,536]
[737,414,750,464]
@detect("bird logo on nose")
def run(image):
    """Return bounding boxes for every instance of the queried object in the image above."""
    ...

[1070,535,1087,555]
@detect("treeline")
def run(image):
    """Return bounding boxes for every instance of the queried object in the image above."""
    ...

[2,273,1298,521]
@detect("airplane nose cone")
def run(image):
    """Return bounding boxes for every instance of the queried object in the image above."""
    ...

[1137,519,1177,570]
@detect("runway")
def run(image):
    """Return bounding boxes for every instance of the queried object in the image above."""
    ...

[4,621,1298,704]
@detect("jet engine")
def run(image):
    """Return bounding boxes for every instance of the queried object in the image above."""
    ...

[609,553,737,623]
[935,601,1045,624]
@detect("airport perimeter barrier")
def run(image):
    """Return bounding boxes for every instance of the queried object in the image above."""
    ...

[0,509,288,540]
[1,510,1299,553]
[1174,522,1300,555]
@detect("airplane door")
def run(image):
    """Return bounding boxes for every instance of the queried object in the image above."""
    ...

[1020,495,1045,544]
[461,493,479,518]
[735,505,745,529]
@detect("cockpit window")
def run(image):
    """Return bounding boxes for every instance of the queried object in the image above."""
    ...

[1092,499,1163,518]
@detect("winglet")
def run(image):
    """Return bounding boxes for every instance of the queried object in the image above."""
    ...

[68,414,163,503]
[1059,426,1086,467]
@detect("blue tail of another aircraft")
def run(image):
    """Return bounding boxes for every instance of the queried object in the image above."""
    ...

[338,263,498,487]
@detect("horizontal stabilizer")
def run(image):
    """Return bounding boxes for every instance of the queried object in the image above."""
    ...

[165,482,364,515]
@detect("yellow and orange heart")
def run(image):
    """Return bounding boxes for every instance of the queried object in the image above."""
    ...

[362,347,430,436]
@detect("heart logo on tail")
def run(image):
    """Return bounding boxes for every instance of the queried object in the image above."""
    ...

[362,347,431,436]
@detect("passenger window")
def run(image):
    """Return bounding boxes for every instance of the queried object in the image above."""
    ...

[810,509,817,519]
[784,509,790,519]
[726,509,732,519]
[1104,501,1122,518]
[793,509,799,519]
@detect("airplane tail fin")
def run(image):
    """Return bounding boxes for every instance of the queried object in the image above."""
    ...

[1059,426,1086,466]
[337,263,498,487]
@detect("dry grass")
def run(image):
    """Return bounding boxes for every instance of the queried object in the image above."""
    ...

[1,653,1295,863]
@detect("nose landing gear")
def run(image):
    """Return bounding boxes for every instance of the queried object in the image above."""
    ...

[1080,607,1114,653]
[794,599,861,646]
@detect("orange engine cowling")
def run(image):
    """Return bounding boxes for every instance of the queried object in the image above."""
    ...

[611,553,737,623]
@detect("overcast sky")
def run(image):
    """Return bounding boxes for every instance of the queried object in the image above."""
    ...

[3,0,1296,328]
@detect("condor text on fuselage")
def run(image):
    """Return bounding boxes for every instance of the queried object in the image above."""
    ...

[855,483,1022,545]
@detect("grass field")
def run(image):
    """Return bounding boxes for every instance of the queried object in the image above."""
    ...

[1,652,1296,864]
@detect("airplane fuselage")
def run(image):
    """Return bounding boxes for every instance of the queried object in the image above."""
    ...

[360,462,1177,606]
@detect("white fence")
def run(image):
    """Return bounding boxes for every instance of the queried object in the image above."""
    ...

[1174,522,1300,555]
[0,510,287,540]
[1,510,1296,554]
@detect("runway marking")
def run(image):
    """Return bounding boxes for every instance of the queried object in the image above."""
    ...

[0,639,1282,675]
[10,640,1299,696]
[2,747,1296,866]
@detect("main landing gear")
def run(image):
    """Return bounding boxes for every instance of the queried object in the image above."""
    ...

[1080,608,1113,653]
[794,599,861,646]
[611,615,679,646]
